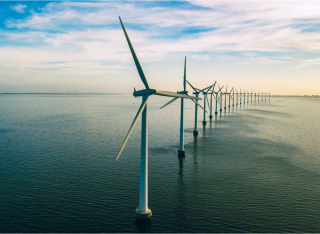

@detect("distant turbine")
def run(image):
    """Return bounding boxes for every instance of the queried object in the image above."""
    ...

[186,80,207,135]
[228,87,234,108]
[220,87,223,112]
[213,85,224,114]
[202,84,215,125]
[235,88,239,106]
[269,91,271,101]
[224,86,228,110]
[161,57,205,153]
[117,17,201,219]
[251,89,253,103]
[207,81,217,119]
[265,92,267,101]
[232,88,235,107]
[243,89,246,105]
[239,89,242,105]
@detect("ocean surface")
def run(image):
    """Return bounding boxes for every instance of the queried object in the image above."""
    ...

[0,94,320,233]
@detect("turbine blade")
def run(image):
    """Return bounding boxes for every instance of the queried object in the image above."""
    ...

[155,90,201,100]
[186,80,199,92]
[206,95,210,107]
[116,95,150,160]
[218,85,224,93]
[193,99,208,112]
[200,84,213,92]
[119,17,150,89]
[160,97,178,109]
[211,81,217,92]
[188,95,208,112]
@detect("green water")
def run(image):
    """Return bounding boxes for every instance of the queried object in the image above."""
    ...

[0,94,320,232]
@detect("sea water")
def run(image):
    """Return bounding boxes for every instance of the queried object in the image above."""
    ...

[0,94,320,232]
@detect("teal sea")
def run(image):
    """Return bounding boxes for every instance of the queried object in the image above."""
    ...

[1,94,320,232]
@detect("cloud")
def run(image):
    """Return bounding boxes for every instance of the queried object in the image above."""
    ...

[10,4,27,14]
[1,1,320,93]
[295,57,320,68]
[237,62,252,65]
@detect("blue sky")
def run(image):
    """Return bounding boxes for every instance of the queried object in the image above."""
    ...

[1,1,320,94]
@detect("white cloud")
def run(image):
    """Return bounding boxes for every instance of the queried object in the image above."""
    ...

[1,1,320,94]
[10,4,27,14]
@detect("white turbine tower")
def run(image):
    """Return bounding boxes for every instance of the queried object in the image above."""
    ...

[186,80,208,135]
[235,89,238,106]
[207,81,217,119]
[213,85,224,114]
[232,88,235,107]
[160,58,205,153]
[220,87,223,112]
[117,17,201,219]
[228,87,234,108]
[224,86,228,110]
[202,85,215,125]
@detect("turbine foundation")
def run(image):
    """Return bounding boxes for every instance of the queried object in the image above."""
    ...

[202,121,206,125]
[135,208,152,219]
[177,149,186,156]
[209,115,213,119]
[215,112,218,114]
[193,130,198,136]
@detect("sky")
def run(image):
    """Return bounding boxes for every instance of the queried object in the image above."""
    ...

[0,1,320,95]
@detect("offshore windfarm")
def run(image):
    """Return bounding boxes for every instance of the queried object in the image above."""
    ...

[1,1,320,233]
[117,17,275,220]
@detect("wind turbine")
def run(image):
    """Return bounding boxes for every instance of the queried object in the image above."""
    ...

[232,88,235,107]
[239,89,242,105]
[207,81,217,119]
[269,91,271,101]
[201,84,215,125]
[243,89,246,105]
[117,17,201,219]
[235,88,239,106]
[258,90,260,102]
[254,91,256,102]
[247,90,249,104]
[250,89,253,103]
[228,87,234,108]
[160,58,205,152]
[265,92,267,101]
[223,86,228,110]
[261,91,264,102]
[220,87,223,112]
[213,85,224,114]
[186,80,208,135]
